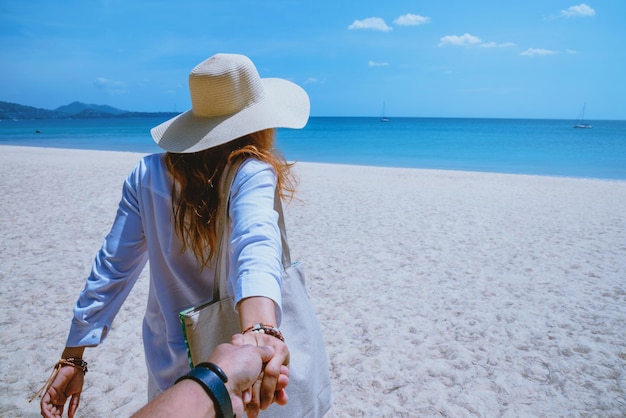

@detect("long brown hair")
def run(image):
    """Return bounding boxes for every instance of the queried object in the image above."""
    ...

[164,128,295,267]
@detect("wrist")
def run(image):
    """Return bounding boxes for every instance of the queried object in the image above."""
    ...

[175,380,217,417]
[61,346,85,359]
[58,358,89,374]
[242,323,285,342]
[176,365,233,418]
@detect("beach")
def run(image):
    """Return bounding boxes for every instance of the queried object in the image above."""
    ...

[1,145,625,416]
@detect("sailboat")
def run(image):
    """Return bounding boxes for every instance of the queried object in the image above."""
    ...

[573,103,592,129]
[380,102,390,122]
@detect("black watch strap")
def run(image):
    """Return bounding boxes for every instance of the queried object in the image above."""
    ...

[175,366,233,418]
[196,362,229,383]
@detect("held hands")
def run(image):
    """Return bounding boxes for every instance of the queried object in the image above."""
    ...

[229,333,290,417]
[131,338,289,418]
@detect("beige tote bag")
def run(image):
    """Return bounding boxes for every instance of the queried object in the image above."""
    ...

[180,160,332,417]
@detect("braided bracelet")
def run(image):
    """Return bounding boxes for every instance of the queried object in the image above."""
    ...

[59,357,89,374]
[29,358,89,403]
[242,323,285,342]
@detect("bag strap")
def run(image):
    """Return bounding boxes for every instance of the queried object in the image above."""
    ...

[211,160,243,303]
[212,160,292,302]
[274,190,293,267]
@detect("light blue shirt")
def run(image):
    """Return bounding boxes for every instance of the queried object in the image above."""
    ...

[66,154,283,392]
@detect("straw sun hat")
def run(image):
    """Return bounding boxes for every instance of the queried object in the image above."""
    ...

[151,53,310,153]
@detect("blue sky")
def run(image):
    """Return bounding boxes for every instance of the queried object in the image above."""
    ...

[2,1,624,119]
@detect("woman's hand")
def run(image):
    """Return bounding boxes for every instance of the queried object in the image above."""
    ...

[234,332,289,418]
[236,296,289,416]
[40,365,84,418]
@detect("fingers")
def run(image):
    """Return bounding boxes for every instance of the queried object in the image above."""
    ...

[242,387,252,404]
[273,366,290,406]
[228,334,276,372]
[230,333,246,346]
[276,365,289,391]
[225,334,291,412]
[41,380,66,418]
[67,393,81,418]
[235,332,290,410]
[255,344,275,364]
[39,366,84,418]
[245,378,263,418]
[41,393,64,418]
[274,388,289,406]
[40,400,58,418]
[261,339,289,409]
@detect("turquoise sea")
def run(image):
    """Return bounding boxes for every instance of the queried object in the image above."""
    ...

[1,117,625,180]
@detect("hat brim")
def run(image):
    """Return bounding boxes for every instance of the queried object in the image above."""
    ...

[151,78,310,153]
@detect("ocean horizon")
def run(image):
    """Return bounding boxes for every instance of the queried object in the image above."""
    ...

[1,116,625,180]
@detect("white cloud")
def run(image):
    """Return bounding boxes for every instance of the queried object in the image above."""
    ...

[439,34,515,50]
[480,42,516,48]
[566,49,580,54]
[94,77,124,88]
[304,77,320,84]
[368,61,390,67]
[561,3,596,17]
[393,14,430,26]
[348,17,392,32]
[93,77,126,94]
[520,48,559,56]
[438,33,482,47]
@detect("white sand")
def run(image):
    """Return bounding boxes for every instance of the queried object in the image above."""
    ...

[1,145,625,417]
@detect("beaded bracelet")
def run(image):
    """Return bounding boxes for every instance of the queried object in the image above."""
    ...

[59,357,89,374]
[242,323,285,342]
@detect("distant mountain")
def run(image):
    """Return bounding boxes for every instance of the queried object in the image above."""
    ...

[0,101,59,119]
[0,100,179,120]
[55,101,129,116]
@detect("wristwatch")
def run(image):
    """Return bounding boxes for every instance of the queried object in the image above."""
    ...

[175,362,233,418]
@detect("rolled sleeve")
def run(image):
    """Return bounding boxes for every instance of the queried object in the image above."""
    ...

[227,159,283,325]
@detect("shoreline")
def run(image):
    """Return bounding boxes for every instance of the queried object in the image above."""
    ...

[1,146,625,416]
[2,144,625,183]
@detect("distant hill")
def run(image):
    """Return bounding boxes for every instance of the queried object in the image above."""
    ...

[55,101,129,116]
[0,100,180,120]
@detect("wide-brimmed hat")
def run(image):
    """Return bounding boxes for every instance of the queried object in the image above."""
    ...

[151,53,310,153]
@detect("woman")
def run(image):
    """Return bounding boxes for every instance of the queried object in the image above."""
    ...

[39,53,310,418]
